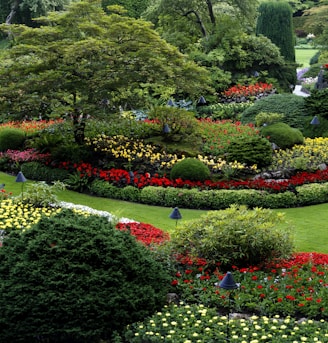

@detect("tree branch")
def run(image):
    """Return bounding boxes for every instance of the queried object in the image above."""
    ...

[183,10,207,37]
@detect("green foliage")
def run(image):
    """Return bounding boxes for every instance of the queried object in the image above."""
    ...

[169,205,294,269]
[0,1,211,123]
[29,132,65,153]
[261,122,304,149]
[21,161,70,182]
[140,186,167,206]
[88,179,122,199]
[304,89,328,119]
[65,171,92,193]
[0,128,25,151]
[16,180,66,207]
[256,1,295,62]
[255,112,285,127]
[197,102,252,121]
[241,94,307,130]
[0,209,171,341]
[170,158,210,182]
[226,135,273,169]
[148,106,198,142]
[120,185,141,202]
[296,183,328,206]
[85,117,156,140]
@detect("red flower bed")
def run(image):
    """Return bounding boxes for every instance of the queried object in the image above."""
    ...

[116,221,170,246]
[56,160,328,193]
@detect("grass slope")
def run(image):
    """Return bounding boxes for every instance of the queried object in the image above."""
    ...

[1,172,327,253]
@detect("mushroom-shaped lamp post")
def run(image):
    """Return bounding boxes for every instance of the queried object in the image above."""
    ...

[15,171,27,203]
[219,272,239,342]
[169,207,182,227]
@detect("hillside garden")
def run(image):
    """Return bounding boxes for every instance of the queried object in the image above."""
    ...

[0,0,328,342]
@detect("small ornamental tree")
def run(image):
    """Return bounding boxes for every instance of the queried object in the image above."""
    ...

[0,209,171,342]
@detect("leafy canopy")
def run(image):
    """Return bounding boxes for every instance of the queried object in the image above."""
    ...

[0,0,211,121]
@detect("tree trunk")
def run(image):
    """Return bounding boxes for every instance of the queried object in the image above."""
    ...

[6,0,20,24]
[205,0,215,25]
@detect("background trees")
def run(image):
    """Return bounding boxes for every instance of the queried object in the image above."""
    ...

[0,0,211,142]
[0,0,70,26]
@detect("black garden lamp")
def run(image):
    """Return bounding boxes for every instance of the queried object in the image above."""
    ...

[15,171,27,202]
[163,123,171,134]
[219,272,239,342]
[197,96,207,106]
[310,115,320,125]
[167,99,175,107]
[169,207,182,227]
[310,115,320,140]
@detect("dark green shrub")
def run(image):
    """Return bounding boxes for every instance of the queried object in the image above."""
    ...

[169,205,294,270]
[226,135,273,169]
[256,2,295,62]
[51,143,93,164]
[21,162,70,182]
[260,122,304,149]
[0,210,171,342]
[88,179,122,199]
[0,128,26,151]
[304,89,328,119]
[170,158,211,182]
[310,52,321,65]
[29,132,64,153]
[241,94,307,130]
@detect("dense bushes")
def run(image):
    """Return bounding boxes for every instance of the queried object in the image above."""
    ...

[260,122,304,149]
[241,94,307,130]
[168,205,294,269]
[170,157,211,181]
[21,161,70,182]
[226,135,273,168]
[0,128,25,151]
[0,210,171,342]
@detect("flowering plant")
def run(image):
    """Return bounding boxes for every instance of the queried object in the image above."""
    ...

[220,82,275,103]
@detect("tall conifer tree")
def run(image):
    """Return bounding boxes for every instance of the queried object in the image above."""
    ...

[256,1,295,62]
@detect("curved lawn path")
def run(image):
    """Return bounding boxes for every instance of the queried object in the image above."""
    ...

[1,172,327,253]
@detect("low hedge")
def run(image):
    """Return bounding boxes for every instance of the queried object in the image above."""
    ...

[88,179,328,209]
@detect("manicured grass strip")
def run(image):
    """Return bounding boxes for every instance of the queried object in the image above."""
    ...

[1,172,327,253]
[295,48,319,68]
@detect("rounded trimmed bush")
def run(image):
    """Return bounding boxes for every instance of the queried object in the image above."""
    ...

[0,209,171,342]
[170,157,211,181]
[0,128,26,151]
[260,122,304,149]
[169,205,294,270]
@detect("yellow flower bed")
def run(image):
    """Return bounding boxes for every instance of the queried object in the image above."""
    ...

[272,138,328,170]
[0,199,61,231]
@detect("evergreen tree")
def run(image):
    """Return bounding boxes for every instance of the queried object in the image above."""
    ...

[256,1,296,62]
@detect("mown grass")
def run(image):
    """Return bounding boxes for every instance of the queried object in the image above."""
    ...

[1,171,327,254]
[295,48,319,68]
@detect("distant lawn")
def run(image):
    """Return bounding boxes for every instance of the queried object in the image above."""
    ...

[1,171,327,254]
[295,48,319,68]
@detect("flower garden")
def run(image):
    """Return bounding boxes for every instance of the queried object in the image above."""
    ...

[1,81,328,341]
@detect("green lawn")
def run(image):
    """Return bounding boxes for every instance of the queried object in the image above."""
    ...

[1,172,327,254]
[295,48,319,68]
